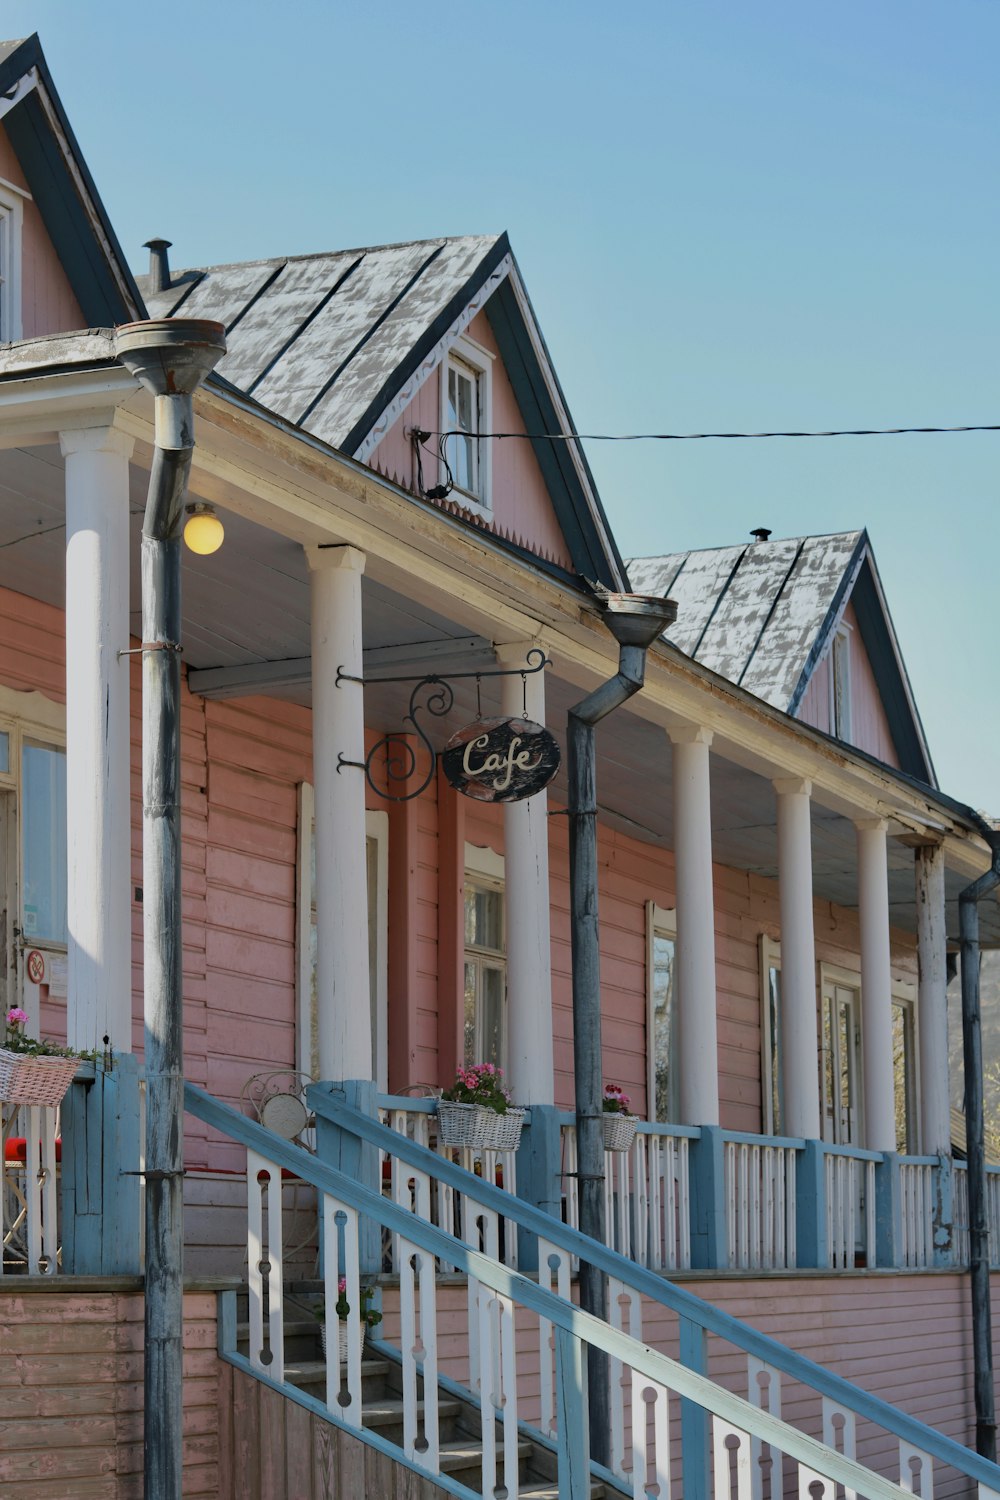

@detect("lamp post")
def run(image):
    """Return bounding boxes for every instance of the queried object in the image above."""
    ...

[568,590,676,1462]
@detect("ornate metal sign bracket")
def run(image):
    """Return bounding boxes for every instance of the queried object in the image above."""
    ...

[336,647,550,802]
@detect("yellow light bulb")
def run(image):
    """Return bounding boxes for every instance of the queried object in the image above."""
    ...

[183,506,224,556]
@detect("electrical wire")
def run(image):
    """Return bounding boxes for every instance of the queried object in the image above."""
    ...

[424,423,1000,443]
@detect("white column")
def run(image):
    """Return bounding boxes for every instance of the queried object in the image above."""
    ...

[306,545,371,1081]
[670,726,719,1126]
[60,425,134,1053]
[497,643,553,1105]
[855,817,896,1152]
[774,778,821,1140]
[916,843,950,1155]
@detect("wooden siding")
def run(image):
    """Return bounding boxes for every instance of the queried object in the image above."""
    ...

[0,124,86,338]
[0,1287,221,1499]
[798,600,901,768]
[372,309,575,571]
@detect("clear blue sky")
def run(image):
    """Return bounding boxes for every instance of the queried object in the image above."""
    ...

[9,1,999,812]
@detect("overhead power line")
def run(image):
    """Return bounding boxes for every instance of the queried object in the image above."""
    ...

[425,423,1000,443]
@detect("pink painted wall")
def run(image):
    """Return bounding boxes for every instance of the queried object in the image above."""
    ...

[0,125,86,339]
[371,309,575,570]
[797,599,901,768]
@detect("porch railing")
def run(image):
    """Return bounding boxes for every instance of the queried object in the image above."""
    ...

[723,1129,800,1271]
[559,1115,695,1271]
[897,1155,937,1269]
[1,1101,60,1275]
[823,1142,879,1269]
[186,1080,1000,1500]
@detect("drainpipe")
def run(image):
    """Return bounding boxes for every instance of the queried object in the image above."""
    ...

[959,825,1000,1462]
[568,590,677,1463]
[114,319,226,1500]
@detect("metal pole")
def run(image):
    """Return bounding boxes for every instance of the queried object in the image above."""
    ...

[959,841,1000,1463]
[567,594,676,1465]
[115,322,225,1500]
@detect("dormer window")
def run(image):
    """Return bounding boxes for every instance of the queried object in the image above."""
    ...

[0,179,25,344]
[830,624,852,742]
[441,334,493,512]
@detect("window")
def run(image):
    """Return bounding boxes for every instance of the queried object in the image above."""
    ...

[0,178,25,344]
[296,785,388,1087]
[820,967,862,1145]
[440,335,493,511]
[464,843,506,1069]
[759,937,784,1135]
[21,741,67,945]
[892,984,917,1154]
[830,625,852,743]
[646,902,677,1122]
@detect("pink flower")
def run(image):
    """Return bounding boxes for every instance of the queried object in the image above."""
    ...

[338,1276,347,1293]
[7,1007,27,1025]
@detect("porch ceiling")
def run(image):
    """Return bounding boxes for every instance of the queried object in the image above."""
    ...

[2,443,997,947]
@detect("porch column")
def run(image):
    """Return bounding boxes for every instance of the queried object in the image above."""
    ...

[60,425,134,1053]
[916,843,950,1155]
[670,726,719,1125]
[774,778,821,1140]
[497,643,554,1106]
[855,817,896,1152]
[306,545,371,1081]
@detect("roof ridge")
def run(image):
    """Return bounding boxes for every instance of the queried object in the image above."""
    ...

[146,233,503,284]
[628,528,863,564]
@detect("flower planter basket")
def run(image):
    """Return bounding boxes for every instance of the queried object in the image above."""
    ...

[321,1321,367,1361]
[436,1100,525,1153]
[602,1113,638,1153]
[0,1048,79,1108]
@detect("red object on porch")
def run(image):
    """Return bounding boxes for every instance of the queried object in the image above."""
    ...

[4,1136,62,1163]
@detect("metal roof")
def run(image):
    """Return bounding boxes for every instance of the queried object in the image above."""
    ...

[140,235,504,455]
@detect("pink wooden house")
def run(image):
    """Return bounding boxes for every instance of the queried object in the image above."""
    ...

[1,32,999,1500]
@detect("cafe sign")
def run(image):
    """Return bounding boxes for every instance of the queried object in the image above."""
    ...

[441,716,560,803]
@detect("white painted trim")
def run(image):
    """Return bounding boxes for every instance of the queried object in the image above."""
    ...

[354,252,514,462]
[368,809,389,1091]
[0,180,24,343]
[645,901,676,1123]
[464,841,505,883]
[759,935,782,1137]
[0,175,32,201]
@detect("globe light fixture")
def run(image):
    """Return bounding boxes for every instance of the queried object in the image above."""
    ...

[183,502,224,555]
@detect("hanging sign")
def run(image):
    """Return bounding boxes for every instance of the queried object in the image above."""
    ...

[441,716,560,803]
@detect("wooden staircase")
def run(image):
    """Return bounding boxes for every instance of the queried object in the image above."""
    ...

[235,1297,610,1500]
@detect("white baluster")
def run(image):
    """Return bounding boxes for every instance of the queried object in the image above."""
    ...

[465,1204,499,1394]
[678,1139,692,1269]
[399,1234,440,1469]
[713,1419,753,1500]
[247,1151,284,1382]
[635,1135,649,1267]
[25,1107,42,1274]
[537,1237,572,1439]
[899,1441,933,1498]
[322,1195,362,1426]
[479,1287,519,1500]
[865,1161,877,1268]
[797,1467,834,1500]
[748,1357,782,1500]
[40,1108,58,1275]
[610,1277,643,1482]
[631,1374,670,1500]
[821,1396,856,1500]
[725,1144,736,1269]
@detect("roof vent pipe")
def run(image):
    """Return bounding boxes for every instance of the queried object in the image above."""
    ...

[143,237,172,294]
[751,527,772,542]
[567,589,677,1466]
[114,317,225,1500]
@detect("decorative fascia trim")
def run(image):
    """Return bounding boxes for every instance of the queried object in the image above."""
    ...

[354,253,514,464]
[0,67,38,124]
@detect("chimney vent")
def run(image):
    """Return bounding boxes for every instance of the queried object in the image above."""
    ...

[144,239,172,295]
[750,527,772,542]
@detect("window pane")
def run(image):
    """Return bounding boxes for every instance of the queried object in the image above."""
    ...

[768,966,783,1135]
[464,961,477,1067]
[480,964,504,1068]
[651,932,675,1121]
[893,1001,914,1154]
[466,885,502,952]
[446,361,479,494]
[0,731,9,775]
[22,742,67,944]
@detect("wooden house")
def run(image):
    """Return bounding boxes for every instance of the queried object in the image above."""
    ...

[1,32,999,1500]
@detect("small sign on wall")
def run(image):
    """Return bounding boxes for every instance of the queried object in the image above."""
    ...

[441,716,560,803]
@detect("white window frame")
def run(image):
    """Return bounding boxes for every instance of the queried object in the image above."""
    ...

[819,963,864,1146]
[829,623,853,743]
[759,935,784,1137]
[463,841,506,1069]
[295,784,389,1088]
[646,901,677,1123]
[892,979,918,1155]
[0,176,27,344]
[440,333,494,516]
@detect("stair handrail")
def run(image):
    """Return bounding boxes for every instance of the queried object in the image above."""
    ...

[306,1081,1000,1491]
[185,1080,915,1500]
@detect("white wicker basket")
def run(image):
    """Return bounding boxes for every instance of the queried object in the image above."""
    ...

[436,1101,525,1152]
[321,1321,367,1361]
[602,1112,638,1153]
[0,1048,79,1107]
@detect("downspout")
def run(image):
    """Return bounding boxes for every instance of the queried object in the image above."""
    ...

[114,319,226,1500]
[959,823,1000,1462]
[568,591,677,1463]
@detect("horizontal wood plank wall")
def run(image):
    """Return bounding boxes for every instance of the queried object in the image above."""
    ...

[219,1361,455,1500]
[0,125,86,339]
[0,1288,221,1499]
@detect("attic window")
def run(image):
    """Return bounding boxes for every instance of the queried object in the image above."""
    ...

[830,625,852,742]
[441,334,493,512]
[0,179,25,343]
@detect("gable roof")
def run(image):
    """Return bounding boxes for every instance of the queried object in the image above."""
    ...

[628,529,936,785]
[141,235,627,589]
[0,34,143,325]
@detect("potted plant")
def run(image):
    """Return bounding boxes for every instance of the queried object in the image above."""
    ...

[602,1082,638,1152]
[316,1277,382,1360]
[437,1063,525,1152]
[0,1007,86,1107]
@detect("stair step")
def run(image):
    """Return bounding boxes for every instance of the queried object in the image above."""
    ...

[518,1486,605,1500]
[438,1438,531,1473]
[360,1397,463,1430]
[283,1357,392,1384]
